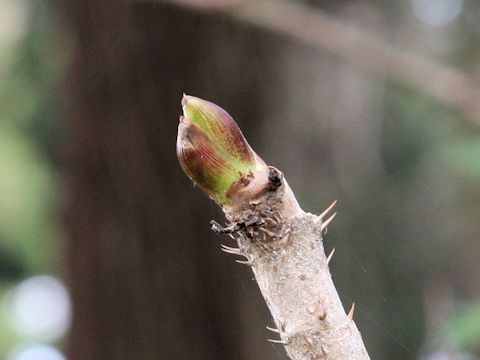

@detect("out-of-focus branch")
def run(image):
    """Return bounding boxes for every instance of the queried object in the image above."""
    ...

[159,0,480,128]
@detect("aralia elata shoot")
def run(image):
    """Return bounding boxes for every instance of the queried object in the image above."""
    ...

[177,95,370,360]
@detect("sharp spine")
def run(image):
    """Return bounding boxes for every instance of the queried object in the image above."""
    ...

[267,339,288,345]
[236,259,253,266]
[320,212,337,233]
[348,302,355,320]
[266,326,281,334]
[305,336,314,348]
[220,244,243,255]
[319,200,337,220]
[326,248,336,264]
[321,345,329,355]
[258,227,277,238]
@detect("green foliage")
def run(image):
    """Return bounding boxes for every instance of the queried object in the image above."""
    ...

[0,0,66,356]
[448,302,480,352]
[0,0,65,275]
[0,125,61,274]
[442,138,480,180]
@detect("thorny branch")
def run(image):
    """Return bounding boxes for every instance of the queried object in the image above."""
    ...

[178,95,371,358]
[211,168,369,359]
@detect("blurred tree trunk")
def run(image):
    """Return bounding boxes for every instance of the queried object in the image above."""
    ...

[63,2,283,359]
[62,1,428,359]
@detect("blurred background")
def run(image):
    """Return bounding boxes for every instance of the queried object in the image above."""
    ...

[0,0,479,359]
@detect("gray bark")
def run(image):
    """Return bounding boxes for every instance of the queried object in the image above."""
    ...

[220,168,370,360]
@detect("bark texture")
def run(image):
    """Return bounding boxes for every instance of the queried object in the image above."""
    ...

[221,168,370,360]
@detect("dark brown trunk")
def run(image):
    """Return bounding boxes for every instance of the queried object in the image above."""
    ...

[63,2,283,359]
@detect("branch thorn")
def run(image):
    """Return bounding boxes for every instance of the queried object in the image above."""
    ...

[267,339,289,345]
[305,336,314,350]
[320,212,337,233]
[326,248,336,264]
[319,200,337,220]
[315,301,327,321]
[266,325,281,334]
[348,302,355,320]
[220,244,243,255]
[236,259,253,266]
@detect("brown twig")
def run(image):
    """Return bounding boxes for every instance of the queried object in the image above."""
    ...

[157,0,480,128]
